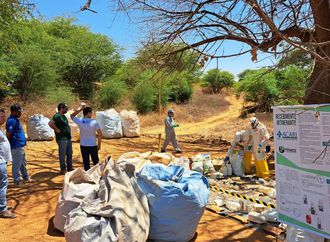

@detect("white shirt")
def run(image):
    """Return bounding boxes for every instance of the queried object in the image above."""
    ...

[0,129,12,164]
[73,117,101,147]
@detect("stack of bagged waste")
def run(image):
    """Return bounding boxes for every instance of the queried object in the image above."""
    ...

[54,151,207,242]
[137,164,209,242]
[54,158,150,242]
[96,109,123,139]
[27,114,55,141]
[191,154,215,174]
[119,110,140,137]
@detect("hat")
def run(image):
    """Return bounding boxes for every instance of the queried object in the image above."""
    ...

[168,109,174,113]
[10,104,22,112]
[57,103,68,111]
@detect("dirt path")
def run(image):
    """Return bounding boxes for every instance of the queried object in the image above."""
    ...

[142,95,243,137]
[0,136,275,242]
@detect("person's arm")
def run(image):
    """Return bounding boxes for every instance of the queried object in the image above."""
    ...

[48,119,60,133]
[97,129,102,150]
[6,119,17,139]
[70,104,85,120]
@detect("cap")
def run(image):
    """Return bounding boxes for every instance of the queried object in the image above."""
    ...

[57,103,68,111]
[168,109,174,113]
[10,104,22,112]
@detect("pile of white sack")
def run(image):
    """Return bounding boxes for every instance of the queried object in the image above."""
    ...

[54,151,209,242]
[96,109,140,139]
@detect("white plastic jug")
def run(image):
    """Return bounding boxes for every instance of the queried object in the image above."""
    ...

[223,163,232,176]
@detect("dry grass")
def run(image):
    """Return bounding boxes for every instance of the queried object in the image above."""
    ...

[140,86,232,127]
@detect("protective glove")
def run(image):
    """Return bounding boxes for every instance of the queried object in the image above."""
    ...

[224,156,230,162]
[173,124,179,128]
[265,145,271,153]
[247,144,253,151]
[257,144,263,153]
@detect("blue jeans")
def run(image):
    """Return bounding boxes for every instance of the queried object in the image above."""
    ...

[57,139,73,171]
[12,147,29,182]
[0,162,8,212]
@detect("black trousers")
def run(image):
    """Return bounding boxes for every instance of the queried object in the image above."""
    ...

[80,146,99,171]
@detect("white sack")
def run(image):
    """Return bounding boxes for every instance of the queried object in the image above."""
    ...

[120,110,140,137]
[27,115,55,141]
[96,109,122,139]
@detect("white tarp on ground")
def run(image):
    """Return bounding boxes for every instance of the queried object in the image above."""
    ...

[120,110,140,137]
[96,109,123,139]
[54,158,150,242]
[27,115,55,141]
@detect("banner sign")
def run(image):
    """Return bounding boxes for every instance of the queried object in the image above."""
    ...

[273,104,330,239]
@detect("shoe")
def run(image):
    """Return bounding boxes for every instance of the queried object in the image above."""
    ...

[13,180,23,187]
[23,178,32,184]
[0,210,16,219]
[60,170,67,175]
[176,150,182,154]
[160,149,166,153]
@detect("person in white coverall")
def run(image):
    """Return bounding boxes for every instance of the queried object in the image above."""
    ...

[161,109,181,153]
[224,130,253,174]
[249,117,270,179]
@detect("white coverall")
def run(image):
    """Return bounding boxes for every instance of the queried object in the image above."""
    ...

[250,121,270,178]
[161,116,180,152]
[226,130,253,174]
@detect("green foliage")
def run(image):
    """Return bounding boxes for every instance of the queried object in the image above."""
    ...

[133,81,157,113]
[168,71,194,103]
[13,47,59,100]
[236,64,309,110]
[202,69,235,93]
[45,86,75,105]
[98,78,127,108]
[0,17,121,102]
[235,69,279,110]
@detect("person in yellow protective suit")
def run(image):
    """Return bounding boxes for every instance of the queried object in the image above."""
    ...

[224,130,253,174]
[249,117,270,179]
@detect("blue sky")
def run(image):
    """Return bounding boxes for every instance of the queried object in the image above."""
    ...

[31,0,275,77]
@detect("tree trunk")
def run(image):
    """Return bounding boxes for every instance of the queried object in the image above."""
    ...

[304,0,330,104]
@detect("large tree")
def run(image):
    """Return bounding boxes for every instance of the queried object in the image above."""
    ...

[84,0,330,104]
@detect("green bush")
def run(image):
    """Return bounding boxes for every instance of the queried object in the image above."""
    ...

[13,47,59,100]
[98,78,127,108]
[235,68,280,111]
[202,69,235,93]
[132,81,157,113]
[169,71,193,103]
[46,85,75,105]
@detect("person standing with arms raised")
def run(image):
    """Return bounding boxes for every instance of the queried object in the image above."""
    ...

[70,103,102,171]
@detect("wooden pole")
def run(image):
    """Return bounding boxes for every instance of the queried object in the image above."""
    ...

[158,133,162,152]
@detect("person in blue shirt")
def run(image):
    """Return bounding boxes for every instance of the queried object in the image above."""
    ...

[6,104,30,186]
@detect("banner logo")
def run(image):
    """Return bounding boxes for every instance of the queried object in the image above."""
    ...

[279,146,297,153]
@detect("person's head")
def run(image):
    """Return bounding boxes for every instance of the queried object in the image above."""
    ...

[57,103,68,115]
[235,130,244,142]
[250,117,259,130]
[83,107,92,118]
[0,109,6,126]
[168,109,174,117]
[10,104,22,118]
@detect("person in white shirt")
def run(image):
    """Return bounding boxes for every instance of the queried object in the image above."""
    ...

[0,109,15,218]
[71,104,102,171]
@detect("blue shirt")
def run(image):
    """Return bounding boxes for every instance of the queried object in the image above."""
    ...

[6,115,26,149]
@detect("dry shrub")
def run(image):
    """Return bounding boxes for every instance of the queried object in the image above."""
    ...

[140,86,231,127]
